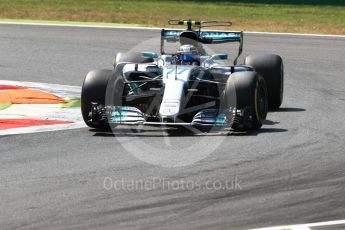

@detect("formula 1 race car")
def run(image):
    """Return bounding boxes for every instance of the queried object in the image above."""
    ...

[81,19,284,132]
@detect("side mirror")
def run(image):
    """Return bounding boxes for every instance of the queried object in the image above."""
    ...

[211,54,228,60]
[142,52,158,59]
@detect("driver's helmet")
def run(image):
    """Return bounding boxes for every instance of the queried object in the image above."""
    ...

[176,45,199,65]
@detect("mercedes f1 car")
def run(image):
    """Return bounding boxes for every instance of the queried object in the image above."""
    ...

[81,19,284,132]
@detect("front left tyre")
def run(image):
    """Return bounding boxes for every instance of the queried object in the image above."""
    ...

[223,71,268,130]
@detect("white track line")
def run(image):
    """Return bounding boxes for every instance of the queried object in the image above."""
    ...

[0,122,86,136]
[0,21,161,30]
[250,219,345,230]
[1,21,345,38]
[245,31,345,38]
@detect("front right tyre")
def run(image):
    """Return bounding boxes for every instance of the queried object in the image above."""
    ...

[81,69,113,129]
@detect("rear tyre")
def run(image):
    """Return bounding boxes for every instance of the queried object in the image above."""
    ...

[224,72,268,130]
[81,70,113,129]
[113,52,154,68]
[245,54,284,110]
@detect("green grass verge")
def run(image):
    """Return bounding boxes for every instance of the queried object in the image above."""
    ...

[182,0,345,6]
[0,0,344,34]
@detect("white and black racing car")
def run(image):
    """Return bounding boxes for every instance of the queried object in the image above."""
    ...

[81,19,284,132]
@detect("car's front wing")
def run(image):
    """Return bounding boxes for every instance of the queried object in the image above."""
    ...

[90,104,232,127]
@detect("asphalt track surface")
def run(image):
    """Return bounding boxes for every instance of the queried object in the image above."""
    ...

[1,24,345,230]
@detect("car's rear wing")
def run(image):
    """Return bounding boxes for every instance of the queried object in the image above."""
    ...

[160,29,243,64]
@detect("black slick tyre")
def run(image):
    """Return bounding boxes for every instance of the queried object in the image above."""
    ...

[245,54,284,110]
[81,69,113,129]
[224,71,268,130]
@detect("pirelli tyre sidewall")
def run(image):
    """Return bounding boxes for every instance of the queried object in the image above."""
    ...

[244,54,284,110]
[224,71,268,130]
[81,69,113,129]
[105,63,126,108]
[109,52,155,106]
